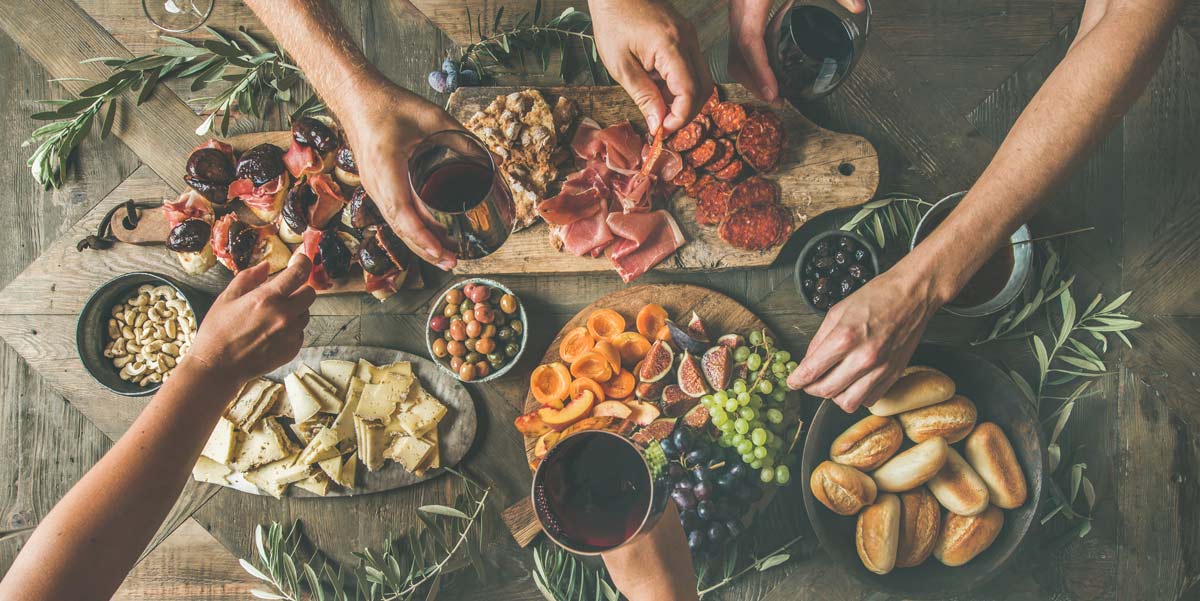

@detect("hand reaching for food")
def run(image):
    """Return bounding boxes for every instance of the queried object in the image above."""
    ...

[188,254,316,384]
[589,0,712,133]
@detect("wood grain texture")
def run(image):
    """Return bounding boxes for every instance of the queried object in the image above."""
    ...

[447,84,878,275]
[113,518,256,601]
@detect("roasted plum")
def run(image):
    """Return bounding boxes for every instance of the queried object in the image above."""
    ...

[235,144,286,187]
[282,183,316,234]
[165,218,211,253]
[315,231,353,279]
[226,220,259,271]
[334,144,357,174]
[292,117,339,153]
[346,187,384,229]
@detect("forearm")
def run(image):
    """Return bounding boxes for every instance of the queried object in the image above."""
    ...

[0,362,241,600]
[904,0,1179,303]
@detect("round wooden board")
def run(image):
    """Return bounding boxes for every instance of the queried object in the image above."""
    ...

[521,283,771,465]
[234,345,477,497]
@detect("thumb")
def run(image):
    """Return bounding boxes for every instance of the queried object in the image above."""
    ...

[728,36,779,103]
[612,59,668,133]
[223,261,270,298]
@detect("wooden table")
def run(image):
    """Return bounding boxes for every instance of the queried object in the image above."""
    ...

[1,1,1198,599]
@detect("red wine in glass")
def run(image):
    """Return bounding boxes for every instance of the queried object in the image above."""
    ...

[409,130,515,260]
[533,430,667,554]
[768,0,871,100]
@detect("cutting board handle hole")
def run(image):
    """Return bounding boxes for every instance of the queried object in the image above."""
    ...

[838,162,856,176]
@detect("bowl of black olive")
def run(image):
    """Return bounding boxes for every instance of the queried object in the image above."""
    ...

[795,230,880,313]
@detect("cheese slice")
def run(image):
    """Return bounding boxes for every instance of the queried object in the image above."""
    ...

[356,378,410,422]
[337,453,357,489]
[317,454,343,481]
[192,456,232,484]
[300,373,343,414]
[395,388,447,438]
[356,359,414,385]
[297,364,337,394]
[354,416,387,472]
[200,417,237,465]
[225,378,276,431]
[285,373,322,424]
[319,359,356,395]
[331,376,365,440]
[386,436,433,472]
[229,417,295,472]
[295,472,332,496]
[244,455,310,499]
[298,427,341,465]
[422,429,441,470]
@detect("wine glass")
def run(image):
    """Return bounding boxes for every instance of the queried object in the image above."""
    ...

[766,0,872,100]
[142,0,215,34]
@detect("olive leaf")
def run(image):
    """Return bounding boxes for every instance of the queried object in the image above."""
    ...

[459,2,608,84]
[840,193,933,250]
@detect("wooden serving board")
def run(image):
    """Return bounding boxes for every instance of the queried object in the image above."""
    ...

[219,345,477,497]
[110,131,425,295]
[448,84,879,275]
[504,284,777,546]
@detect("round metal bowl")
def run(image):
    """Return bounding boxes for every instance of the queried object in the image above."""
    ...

[76,272,211,396]
[794,228,881,315]
[911,191,1032,317]
[425,277,528,383]
[800,343,1045,598]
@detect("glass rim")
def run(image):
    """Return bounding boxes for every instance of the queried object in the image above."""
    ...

[530,429,657,556]
[406,129,499,216]
[141,0,215,34]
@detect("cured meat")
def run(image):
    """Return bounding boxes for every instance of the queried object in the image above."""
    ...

[666,118,706,152]
[163,189,214,228]
[654,147,684,183]
[615,172,654,213]
[712,103,748,135]
[727,177,778,212]
[713,159,745,181]
[718,203,792,251]
[539,185,605,225]
[671,166,697,188]
[283,138,326,178]
[606,210,686,282]
[228,173,286,219]
[701,88,720,115]
[686,173,715,199]
[695,180,733,226]
[685,139,718,168]
[736,110,784,172]
[703,139,735,173]
[307,174,347,228]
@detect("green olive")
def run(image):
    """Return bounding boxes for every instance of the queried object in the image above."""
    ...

[510,320,523,334]
[442,303,458,317]
[464,338,477,352]
[498,327,514,341]
[487,352,504,364]
[465,351,483,364]
[505,342,520,357]
[499,293,518,314]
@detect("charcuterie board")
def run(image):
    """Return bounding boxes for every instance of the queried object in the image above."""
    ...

[449,84,879,275]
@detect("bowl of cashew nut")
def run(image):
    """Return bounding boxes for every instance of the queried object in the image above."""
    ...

[76,273,211,396]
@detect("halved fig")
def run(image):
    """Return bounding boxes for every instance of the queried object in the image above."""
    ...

[291,116,340,153]
[166,218,211,253]
[701,346,732,391]
[732,362,750,383]
[717,333,745,348]
[661,385,700,418]
[186,147,235,184]
[631,418,678,446]
[346,187,384,229]
[634,374,667,402]
[357,234,394,276]
[686,311,709,340]
[282,183,316,234]
[226,220,258,270]
[676,351,710,397]
[666,320,709,355]
[316,230,353,279]
[682,404,711,429]
[236,143,286,186]
[637,339,675,383]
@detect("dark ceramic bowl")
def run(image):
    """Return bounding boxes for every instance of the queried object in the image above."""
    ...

[76,272,211,396]
[425,277,528,383]
[794,228,881,314]
[800,343,1044,598]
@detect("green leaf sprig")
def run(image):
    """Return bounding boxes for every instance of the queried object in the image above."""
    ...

[839,193,934,250]
[24,26,320,190]
[462,1,607,84]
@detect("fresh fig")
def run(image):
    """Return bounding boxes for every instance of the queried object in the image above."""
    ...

[717,333,744,348]
[631,418,678,446]
[732,362,750,383]
[661,385,700,418]
[635,378,667,402]
[638,339,675,383]
[666,320,709,355]
[701,346,731,391]
[686,311,709,340]
[682,404,711,429]
[676,351,710,397]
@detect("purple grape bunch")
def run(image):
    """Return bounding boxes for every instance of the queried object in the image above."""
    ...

[428,56,479,94]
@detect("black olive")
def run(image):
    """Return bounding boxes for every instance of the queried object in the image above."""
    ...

[803,261,815,276]
[814,277,829,294]
[335,144,357,174]
[282,184,315,234]
[814,240,830,257]
[291,117,340,153]
[357,235,393,276]
[838,236,855,252]
[834,250,848,265]
[848,264,863,279]
[166,219,211,252]
[811,293,828,310]
[235,144,286,187]
[814,256,834,270]
[840,277,857,296]
[184,177,229,205]
[376,225,412,270]
[316,231,353,279]
[801,278,814,292]
[853,248,869,263]
[186,147,235,184]
[226,221,258,270]
[348,187,384,228]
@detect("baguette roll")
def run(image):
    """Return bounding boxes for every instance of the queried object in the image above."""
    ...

[872,437,949,492]
[856,493,901,575]
[895,487,941,568]
[963,422,1028,509]
[898,395,977,444]
[810,461,878,516]
[927,448,990,516]
[830,415,904,471]
[869,366,956,416]
[933,505,1004,566]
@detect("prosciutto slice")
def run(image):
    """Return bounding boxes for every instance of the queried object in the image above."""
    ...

[607,210,686,283]
[307,174,347,228]
[163,188,214,228]
[283,138,325,178]
[229,173,285,216]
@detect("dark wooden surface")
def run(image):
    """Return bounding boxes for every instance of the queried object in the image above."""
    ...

[0,1,1196,600]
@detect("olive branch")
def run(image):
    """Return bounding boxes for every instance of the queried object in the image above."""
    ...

[460,1,607,84]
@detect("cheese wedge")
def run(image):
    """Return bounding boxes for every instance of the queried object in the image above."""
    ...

[319,359,356,395]
[354,416,387,472]
[298,427,341,465]
[285,373,322,424]
[331,376,365,440]
[200,417,237,464]
[295,472,332,496]
[225,378,277,431]
[297,364,337,395]
[337,452,357,489]
[356,359,414,384]
[317,454,343,481]
[244,455,310,498]
[386,436,434,472]
[229,417,295,472]
[300,372,344,413]
[192,456,232,485]
[356,378,410,422]
[423,429,441,470]
[395,388,447,438]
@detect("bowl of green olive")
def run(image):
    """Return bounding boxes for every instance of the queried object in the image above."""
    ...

[426,278,527,383]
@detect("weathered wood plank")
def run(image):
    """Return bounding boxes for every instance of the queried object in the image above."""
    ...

[113,518,256,601]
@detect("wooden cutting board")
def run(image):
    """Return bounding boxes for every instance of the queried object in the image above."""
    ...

[447,84,879,276]
[503,283,783,546]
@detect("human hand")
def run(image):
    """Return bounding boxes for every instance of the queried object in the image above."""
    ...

[188,254,315,384]
[786,268,942,412]
[727,0,865,102]
[339,79,462,270]
[601,503,699,601]
[590,0,712,132]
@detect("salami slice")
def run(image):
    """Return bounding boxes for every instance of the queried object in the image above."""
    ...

[704,139,735,172]
[695,180,733,226]
[685,138,718,168]
[686,173,716,199]
[736,110,784,172]
[713,159,746,182]
[666,118,706,152]
[718,203,792,250]
[727,176,778,211]
[712,102,749,135]
[671,166,698,188]
[701,87,720,115]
